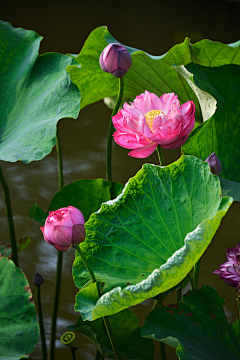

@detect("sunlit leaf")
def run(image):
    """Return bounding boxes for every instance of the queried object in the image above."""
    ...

[0,256,39,359]
[73,156,232,321]
[141,286,240,360]
[0,21,80,163]
[182,64,240,183]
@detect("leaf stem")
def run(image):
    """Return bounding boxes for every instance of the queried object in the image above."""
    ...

[75,244,96,284]
[177,282,182,302]
[106,77,124,182]
[193,259,201,288]
[156,145,166,166]
[75,245,121,360]
[95,350,104,360]
[0,164,18,267]
[56,127,64,190]
[37,285,47,360]
[188,271,197,291]
[50,250,63,360]
[156,294,167,360]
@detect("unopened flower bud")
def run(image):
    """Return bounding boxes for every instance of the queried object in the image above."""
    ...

[33,273,44,286]
[99,43,132,78]
[205,152,221,175]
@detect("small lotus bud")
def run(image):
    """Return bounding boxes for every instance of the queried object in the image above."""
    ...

[61,332,75,348]
[205,152,221,175]
[33,273,44,286]
[99,43,132,78]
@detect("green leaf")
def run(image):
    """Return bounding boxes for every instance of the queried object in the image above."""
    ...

[220,177,240,202]
[172,65,217,121]
[182,63,240,183]
[73,156,232,321]
[0,256,39,359]
[141,285,240,360]
[28,204,47,224]
[0,237,32,259]
[0,21,80,163]
[68,308,154,360]
[67,27,240,127]
[48,179,124,221]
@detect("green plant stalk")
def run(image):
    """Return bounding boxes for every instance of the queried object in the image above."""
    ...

[188,271,197,291]
[71,348,76,360]
[156,145,166,166]
[95,350,104,360]
[156,294,167,360]
[56,127,64,190]
[177,282,182,302]
[106,77,124,182]
[193,259,201,288]
[75,245,121,360]
[37,285,47,360]
[50,250,63,360]
[0,164,18,267]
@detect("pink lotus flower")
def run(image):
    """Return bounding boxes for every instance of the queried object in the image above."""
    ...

[40,206,85,252]
[112,91,195,158]
[213,243,240,289]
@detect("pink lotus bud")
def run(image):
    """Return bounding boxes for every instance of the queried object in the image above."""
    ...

[205,152,221,175]
[40,206,85,252]
[213,243,240,289]
[33,273,44,286]
[99,43,132,78]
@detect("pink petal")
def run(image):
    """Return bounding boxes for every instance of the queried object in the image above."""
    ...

[51,225,73,246]
[113,131,149,149]
[54,244,72,252]
[128,142,157,158]
[72,224,86,244]
[161,135,188,149]
[68,206,85,225]
[158,93,179,114]
[178,100,195,136]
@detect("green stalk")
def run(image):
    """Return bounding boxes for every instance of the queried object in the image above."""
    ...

[188,271,197,291]
[156,145,166,167]
[37,285,47,360]
[177,282,182,302]
[0,165,18,267]
[50,250,63,360]
[71,348,76,360]
[106,77,124,182]
[56,127,64,190]
[156,294,167,360]
[193,259,201,288]
[75,245,121,360]
[95,350,104,360]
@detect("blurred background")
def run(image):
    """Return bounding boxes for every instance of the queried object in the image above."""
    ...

[1,0,240,359]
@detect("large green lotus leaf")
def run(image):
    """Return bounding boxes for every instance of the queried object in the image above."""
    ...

[220,177,240,202]
[28,179,124,224]
[141,286,240,360]
[67,26,240,125]
[0,21,80,163]
[73,156,232,321]
[0,256,39,359]
[68,308,154,360]
[182,63,240,183]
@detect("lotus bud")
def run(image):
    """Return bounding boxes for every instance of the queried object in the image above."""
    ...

[33,273,44,286]
[205,152,221,175]
[99,43,132,78]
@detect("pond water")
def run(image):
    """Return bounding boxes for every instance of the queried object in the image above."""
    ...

[1,0,240,359]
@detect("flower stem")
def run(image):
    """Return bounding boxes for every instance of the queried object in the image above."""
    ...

[193,259,201,288]
[37,285,47,360]
[95,350,104,360]
[75,244,121,360]
[177,282,182,302]
[156,294,167,360]
[0,164,18,267]
[56,127,64,190]
[106,77,124,182]
[50,250,63,360]
[156,145,166,166]
[71,348,76,360]
[188,271,197,291]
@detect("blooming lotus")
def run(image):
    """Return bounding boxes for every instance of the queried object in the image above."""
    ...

[213,242,240,289]
[40,206,85,252]
[112,91,195,158]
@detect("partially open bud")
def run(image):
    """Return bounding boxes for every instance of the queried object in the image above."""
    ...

[99,43,132,78]
[33,273,44,286]
[205,152,221,175]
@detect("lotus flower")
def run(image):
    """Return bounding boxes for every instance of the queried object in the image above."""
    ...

[213,243,240,289]
[112,90,195,158]
[40,206,85,252]
[99,43,132,78]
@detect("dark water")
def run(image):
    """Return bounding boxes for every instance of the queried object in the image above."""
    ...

[1,0,240,359]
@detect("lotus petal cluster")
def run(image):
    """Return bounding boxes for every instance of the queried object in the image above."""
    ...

[213,242,240,289]
[112,90,195,158]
